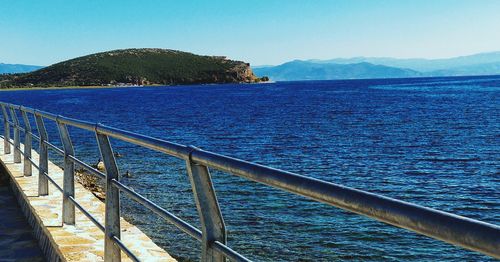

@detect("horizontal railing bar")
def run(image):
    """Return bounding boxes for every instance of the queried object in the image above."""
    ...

[27,156,39,168]
[213,241,252,262]
[68,195,105,232]
[5,118,39,142]
[44,140,65,155]
[7,141,38,171]
[41,171,63,193]
[34,109,57,121]
[19,105,35,114]
[14,139,108,250]
[9,129,41,142]
[68,155,106,179]
[190,149,500,258]
[9,142,39,170]
[2,103,499,259]
[13,139,104,196]
[53,115,190,159]
[96,124,189,159]
[4,137,14,146]
[57,115,96,132]
[111,235,141,262]
[2,132,217,260]
[112,178,248,261]
[110,179,203,240]
[4,137,216,260]
[6,135,63,194]
[3,137,38,168]
[9,136,121,259]
[112,178,248,260]
[15,124,25,133]
[31,132,40,141]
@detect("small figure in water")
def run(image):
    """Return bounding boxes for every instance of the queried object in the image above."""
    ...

[123,170,132,178]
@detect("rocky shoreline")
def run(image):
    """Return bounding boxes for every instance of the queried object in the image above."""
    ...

[75,163,106,201]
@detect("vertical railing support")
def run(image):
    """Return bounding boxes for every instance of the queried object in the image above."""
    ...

[186,146,227,262]
[1,104,11,154]
[21,107,33,176]
[9,105,21,163]
[57,116,75,225]
[96,126,121,262]
[34,111,49,196]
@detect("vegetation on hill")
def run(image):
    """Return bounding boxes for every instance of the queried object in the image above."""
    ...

[0,48,267,88]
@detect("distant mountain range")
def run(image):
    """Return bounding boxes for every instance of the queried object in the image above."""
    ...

[253,51,500,81]
[0,63,44,74]
[4,51,500,83]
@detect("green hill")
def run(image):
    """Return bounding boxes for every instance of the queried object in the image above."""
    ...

[0,48,266,88]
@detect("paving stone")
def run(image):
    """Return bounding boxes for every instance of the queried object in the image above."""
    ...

[0,185,45,261]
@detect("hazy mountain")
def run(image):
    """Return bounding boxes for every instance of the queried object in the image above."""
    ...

[255,51,500,81]
[428,62,500,77]
[253,60,420,81]
[0,63,44,74]
[309,51,500,72]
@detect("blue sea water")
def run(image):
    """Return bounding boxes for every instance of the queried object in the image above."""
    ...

[0,76,498,261]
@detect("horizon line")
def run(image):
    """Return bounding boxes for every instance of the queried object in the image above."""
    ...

[2,48,500,68]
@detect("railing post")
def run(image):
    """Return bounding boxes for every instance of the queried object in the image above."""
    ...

[20,107,32,176]
[57,116,75,225]
[95,126,121,262]
[34,112,49,196]
[9,105,21,163]
[1,104,11,154]
[186,146,226,262]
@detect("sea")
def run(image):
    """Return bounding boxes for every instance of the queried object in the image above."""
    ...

[0,75,498,261]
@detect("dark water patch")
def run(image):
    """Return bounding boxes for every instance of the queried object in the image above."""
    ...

[416,157,482,162]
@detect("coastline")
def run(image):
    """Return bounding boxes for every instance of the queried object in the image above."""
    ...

[0,84,160,92]
[0,81,273,92]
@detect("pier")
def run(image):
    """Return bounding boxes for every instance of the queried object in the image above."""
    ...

[0,102,499,261]
[0,140,173,261]
[0,172,44,261]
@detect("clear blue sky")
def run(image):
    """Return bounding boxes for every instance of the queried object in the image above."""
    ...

[1,0,500,66]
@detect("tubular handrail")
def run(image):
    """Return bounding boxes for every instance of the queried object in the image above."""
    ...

[0,101,498,261]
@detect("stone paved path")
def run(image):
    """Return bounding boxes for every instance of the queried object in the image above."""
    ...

[0,138,174,261]
[0,179,45,262]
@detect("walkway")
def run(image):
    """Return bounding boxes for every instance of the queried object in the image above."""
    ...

[0,139,174,261]
[0,176,45,261]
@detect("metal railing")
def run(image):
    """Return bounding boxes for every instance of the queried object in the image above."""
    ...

[0,101,498,261]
